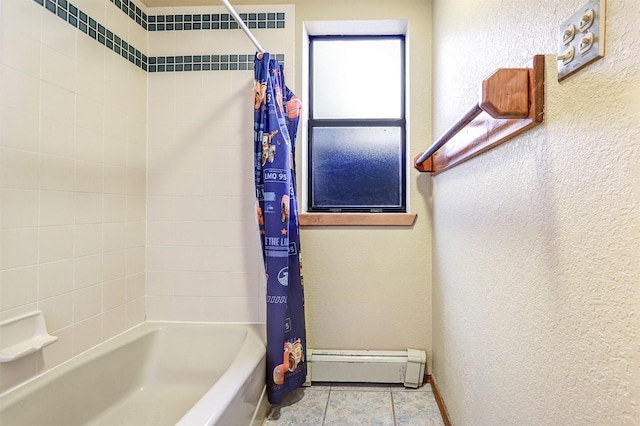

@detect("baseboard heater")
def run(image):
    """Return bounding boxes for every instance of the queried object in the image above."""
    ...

[304,349,427,388]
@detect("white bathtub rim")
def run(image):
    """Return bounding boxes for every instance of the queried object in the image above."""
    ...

[175,325,266,426]
[0,321,265,400]
[0,320,149,400]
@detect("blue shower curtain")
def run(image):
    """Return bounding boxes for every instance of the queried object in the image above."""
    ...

[253,53,306,405]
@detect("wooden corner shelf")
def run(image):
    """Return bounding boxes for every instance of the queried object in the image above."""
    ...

[415,55,545,175]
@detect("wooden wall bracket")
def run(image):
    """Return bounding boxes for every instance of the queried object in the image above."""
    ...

[415,55,545,175]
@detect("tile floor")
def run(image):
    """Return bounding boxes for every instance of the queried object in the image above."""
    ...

[262,382,445,426]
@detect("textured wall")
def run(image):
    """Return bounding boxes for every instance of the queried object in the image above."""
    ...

[431,0,640,424]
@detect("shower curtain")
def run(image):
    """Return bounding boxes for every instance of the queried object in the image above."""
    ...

[253,52,307,405]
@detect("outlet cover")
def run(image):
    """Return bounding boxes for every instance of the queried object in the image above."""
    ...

[557,0,606,82]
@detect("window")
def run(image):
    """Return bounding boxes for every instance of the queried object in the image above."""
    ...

[307,35,406,213]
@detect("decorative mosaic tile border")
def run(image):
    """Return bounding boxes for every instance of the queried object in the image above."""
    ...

[148,53,285,73]
[34,0,285,72]
[106,0,286,32]
[31,0,286,73]
[148,13,285,32]
[109,0,148,29]
[37,0,149,70]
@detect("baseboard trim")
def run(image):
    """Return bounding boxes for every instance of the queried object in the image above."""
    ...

[427,374,452,426]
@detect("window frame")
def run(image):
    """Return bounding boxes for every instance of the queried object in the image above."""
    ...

[307,34,407,214]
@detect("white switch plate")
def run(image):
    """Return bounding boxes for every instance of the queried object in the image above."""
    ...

[557,0,606,82]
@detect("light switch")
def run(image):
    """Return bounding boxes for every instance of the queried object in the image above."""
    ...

[557,0,606,82]
[562,25,576,45]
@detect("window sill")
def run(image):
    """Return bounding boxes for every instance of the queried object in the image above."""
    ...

[299,213,417,226]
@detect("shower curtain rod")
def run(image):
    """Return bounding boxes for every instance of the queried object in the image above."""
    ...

[220,0,266,54]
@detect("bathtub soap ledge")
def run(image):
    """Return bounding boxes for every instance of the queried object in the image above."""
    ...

[0,311,59,362]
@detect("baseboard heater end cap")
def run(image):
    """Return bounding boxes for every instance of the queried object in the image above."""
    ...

[404,348,427,388]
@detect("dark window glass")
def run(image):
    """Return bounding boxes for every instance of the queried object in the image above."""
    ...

[310,126,403,210]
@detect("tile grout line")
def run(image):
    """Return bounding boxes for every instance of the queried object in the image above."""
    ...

[320,385,333,426]
[390,390,398,426]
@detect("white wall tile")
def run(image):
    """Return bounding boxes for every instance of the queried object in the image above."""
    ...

[76,95,104,133]
[74,224,103,256]
[39,225,74,263]
[103,222,126,252]
[103,165,127,195]
[39,191,75,226]
[126,221,145,248]
[146,246,175,272]
[0,229,38,270]
[173,196,203,221]
[1,24,40,77]
[103,135,127,167]
[0,266,38,310]
[38,259,74,299]
[126,169,145,195]
[103,278,126,310]
[73,284,102,322]
[39,155,75,191]
[126,247,145,275]
[41,46,76,92]
[40,117,75,158]
[0,65,40,114]
[126,195,146,222]
[0,107,39,152]
[1,0,42,40]
[72,315,103,356]
[40,326,73,370]
[75,160,104,193]
[228,297,261,323]
[126,272,145,301]
[147,271,175,296]
[174,145,203,172]
[173,271,207,297]
[1,189,39,229]
[102,305,128,340]
[77,60,106,102]
[147,196,175,221]
[40,7,76,59]
[127,143,146,170]
[103,108,128,141]
[74,254,103,289]
[200,297,231,322]
[173,246,204,271]
[76,33,106,101]
[1,148,39,190]
[148,98,174,126]
[172,296,202,322]
[104,3,128,41]
[145,296,173,321]
[40,81,74,121]
[126,298,145,327]
[174,72,203,98]
[103,249,126,282]
[75,192,102,224]
[75,0,106,24]
[103,194,127,222]
[75,127,104,164]
[39,294,74,331]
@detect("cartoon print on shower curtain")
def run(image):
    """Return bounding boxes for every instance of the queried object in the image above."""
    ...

[253,52,306,405]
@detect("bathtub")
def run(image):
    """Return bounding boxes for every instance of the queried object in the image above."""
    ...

[0,322,267,426]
